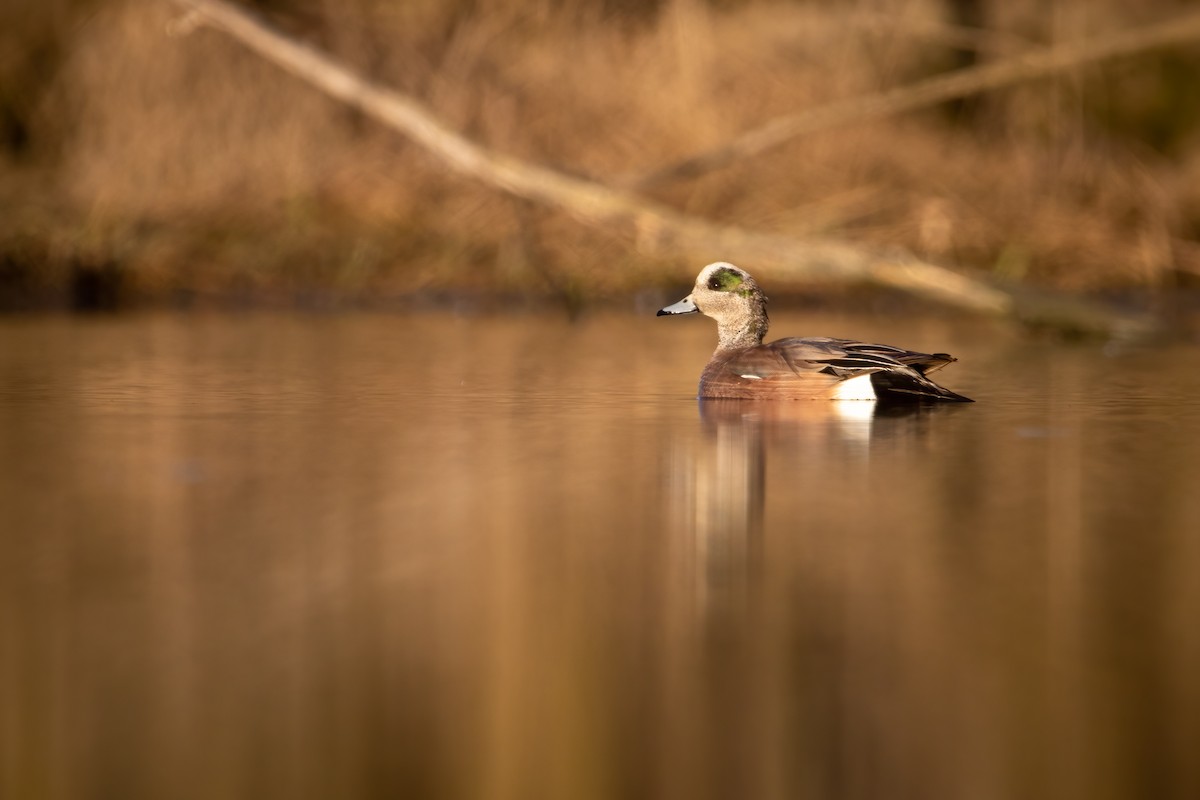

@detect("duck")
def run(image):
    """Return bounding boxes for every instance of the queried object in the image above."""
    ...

[657,262,972,402]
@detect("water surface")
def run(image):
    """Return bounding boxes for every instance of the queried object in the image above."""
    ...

[2,311,1198,799]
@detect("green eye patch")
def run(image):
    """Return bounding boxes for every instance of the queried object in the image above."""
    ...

[707,268,745,292]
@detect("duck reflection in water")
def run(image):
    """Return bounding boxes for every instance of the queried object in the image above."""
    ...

[677,400,959,615]
[659,261,973,616]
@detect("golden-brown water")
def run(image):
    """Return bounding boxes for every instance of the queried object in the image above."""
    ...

[2,311,1199,800]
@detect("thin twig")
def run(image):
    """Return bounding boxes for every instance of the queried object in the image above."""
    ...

[626,10,1200,190]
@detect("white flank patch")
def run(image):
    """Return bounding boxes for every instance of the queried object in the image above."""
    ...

[739,374,763,380]
[833,373,877,401]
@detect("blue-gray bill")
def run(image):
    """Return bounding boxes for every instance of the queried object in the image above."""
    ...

[657,297,698,316]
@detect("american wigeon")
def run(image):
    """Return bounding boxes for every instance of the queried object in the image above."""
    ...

[658,262,972,402]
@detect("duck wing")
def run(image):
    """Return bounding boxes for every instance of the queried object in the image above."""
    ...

[791,338,958,375]
[707,337,971,402]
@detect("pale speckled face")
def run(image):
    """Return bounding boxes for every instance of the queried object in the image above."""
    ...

[690,262,764,315]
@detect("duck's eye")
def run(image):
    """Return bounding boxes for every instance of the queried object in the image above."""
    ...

[707,277,722,290]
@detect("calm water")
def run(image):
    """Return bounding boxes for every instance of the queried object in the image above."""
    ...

[2,310,1199,800]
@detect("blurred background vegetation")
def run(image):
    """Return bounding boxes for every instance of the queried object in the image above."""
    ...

[3,0,1200,311]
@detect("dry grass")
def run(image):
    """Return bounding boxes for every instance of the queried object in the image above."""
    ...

[3,0,1200,306]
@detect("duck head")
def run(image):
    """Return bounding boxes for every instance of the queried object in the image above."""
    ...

[657,262,770,351]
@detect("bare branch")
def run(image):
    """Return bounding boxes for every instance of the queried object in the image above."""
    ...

[164,0,1155,338]
[626,11,1200,190]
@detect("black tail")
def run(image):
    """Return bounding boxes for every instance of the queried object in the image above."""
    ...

[870,369,973,403]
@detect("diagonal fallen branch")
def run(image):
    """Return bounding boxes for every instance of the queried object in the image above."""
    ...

[627,9,1200,190]
[165,0,1154,338]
